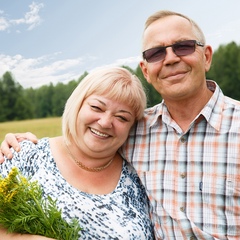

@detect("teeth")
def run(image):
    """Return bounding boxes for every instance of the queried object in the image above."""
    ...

[91,128,109,137]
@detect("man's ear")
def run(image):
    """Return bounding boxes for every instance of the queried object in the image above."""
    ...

[204,45,213,72]
[139,61,152,84]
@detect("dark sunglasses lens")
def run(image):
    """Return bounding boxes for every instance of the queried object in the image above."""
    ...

[144,47,166,63]
[173,40,195,56]
[144,40,197,63]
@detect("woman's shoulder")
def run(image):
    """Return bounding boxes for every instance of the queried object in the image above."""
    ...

[2,138,51,175]
[21,137,49,148]
[17,137,50,155]
[120,160,146,194]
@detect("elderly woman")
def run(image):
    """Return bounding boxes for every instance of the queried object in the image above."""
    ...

[0,67,154,239]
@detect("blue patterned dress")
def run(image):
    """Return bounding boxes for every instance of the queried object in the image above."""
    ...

[0,138,154,239]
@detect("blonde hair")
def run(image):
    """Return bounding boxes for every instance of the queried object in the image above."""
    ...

[62,66,146,144]
[143,10,206,44]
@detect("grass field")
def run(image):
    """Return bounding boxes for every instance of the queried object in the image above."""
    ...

[0,117,62,142]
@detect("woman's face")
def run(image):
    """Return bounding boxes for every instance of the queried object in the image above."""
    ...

[75,94,135,158]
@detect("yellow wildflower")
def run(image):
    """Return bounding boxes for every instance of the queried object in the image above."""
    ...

[0,167,82,240]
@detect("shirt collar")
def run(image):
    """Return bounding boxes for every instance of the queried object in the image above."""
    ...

[147,80,224,131]
[198,80,223,131]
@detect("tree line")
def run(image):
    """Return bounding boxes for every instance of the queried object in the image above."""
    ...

[1,41,240,123]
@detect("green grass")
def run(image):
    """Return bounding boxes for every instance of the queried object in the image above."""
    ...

[0,117,62,142]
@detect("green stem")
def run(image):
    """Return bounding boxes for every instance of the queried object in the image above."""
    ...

[30,190,57,236]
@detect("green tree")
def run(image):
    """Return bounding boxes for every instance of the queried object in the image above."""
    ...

[34,83,55,118]
[24,87,37,118]
[135,65,162,107]
[14,95,34,120]
[0,72,32,122]
[52,80,78,116]
[207,41,240,100]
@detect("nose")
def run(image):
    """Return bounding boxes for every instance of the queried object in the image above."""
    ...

[164,47,180,64]
[97,114,113,128]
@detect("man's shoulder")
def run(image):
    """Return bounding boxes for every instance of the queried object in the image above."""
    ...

[225,96,240,107]
[222,95,240,115]
[144,102,163,116]
[131,103,164,131]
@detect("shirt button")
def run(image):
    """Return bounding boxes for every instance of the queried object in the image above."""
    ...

[180,137,186,143]
[180,173,186,178]
[180,207,185,212]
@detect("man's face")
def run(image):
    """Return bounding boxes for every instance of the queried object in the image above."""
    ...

[140,15,212,103]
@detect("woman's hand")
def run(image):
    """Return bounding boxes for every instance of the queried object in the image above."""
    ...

[0,132,38,163]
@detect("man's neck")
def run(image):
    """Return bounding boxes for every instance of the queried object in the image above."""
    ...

[165,88,213,132]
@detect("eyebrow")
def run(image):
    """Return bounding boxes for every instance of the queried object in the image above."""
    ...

[93,98,133,116]
[154,38,189,47]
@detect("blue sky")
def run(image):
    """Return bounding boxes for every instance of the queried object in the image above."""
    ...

[1,0,240,88]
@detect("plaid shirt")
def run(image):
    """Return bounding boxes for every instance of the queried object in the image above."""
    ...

[121,81,240,240]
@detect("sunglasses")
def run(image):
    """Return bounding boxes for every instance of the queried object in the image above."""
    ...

[142,40,204,63]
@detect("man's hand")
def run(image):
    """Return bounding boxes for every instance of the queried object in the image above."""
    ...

[0,132,38,163]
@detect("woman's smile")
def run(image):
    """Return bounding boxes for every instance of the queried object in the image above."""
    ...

[90,127,110,138]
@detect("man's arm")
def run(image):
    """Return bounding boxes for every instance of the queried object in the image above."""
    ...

[0,132,38,163]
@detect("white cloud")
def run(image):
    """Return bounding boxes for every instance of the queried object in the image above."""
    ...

[0,53,85,88]
[0,53,142,89]
[115,56,141,66]
[11,2,44,30]
[92,56,141,73]
[0,2,44,31]
[0,16,9,31]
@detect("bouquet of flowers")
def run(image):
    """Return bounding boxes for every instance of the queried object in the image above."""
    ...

[0,167,82,239]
